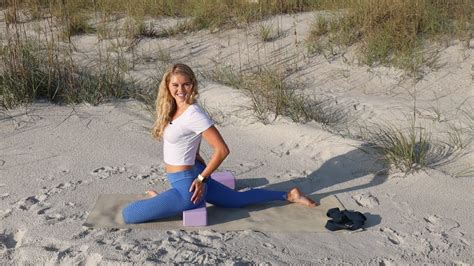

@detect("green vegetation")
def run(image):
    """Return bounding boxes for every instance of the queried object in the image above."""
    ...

[9,0,316,32]
[203,65,347,126]
[0,40,140,108]
[363,120,433,172]
[61,11,95,39]
[258,22,282,42]
[308,0,473,74]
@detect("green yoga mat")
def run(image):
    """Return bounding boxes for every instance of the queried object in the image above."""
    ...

[84,193,344,232]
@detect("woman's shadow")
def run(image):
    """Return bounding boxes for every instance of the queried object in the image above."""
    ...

[209,144,387,227]
[257,144,388,201]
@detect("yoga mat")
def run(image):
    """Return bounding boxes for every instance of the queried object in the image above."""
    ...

[84,193,344,232]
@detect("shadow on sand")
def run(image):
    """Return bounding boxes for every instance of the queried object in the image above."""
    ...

[223,144,388,229]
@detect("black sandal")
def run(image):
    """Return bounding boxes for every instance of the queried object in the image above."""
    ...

[325,207,367,231]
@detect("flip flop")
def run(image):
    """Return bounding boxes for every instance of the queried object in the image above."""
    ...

[327,208,346,223]
[342,210,366,223]
[325,208,367,231]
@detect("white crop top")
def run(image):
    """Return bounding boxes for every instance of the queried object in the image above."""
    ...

[163,104,214,165]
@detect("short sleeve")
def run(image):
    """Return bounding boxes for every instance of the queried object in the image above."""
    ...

[187,105,214,134]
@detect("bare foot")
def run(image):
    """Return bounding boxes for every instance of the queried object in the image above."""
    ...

[144,190,159,198]
[286,188,318,207]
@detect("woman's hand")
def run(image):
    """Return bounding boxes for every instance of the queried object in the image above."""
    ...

[189,179,205,204]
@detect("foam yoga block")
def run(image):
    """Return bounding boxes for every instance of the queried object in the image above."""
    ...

[211,171,236,190]
[182,202,207,226]
[182,172,235,226]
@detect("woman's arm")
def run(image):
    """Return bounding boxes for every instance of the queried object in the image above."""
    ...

[198,125,229,178]
[189,125,229,204]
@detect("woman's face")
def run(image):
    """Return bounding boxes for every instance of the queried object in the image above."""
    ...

[168,73,193,105]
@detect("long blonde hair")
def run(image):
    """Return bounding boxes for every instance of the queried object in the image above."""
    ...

[152,63,198,140]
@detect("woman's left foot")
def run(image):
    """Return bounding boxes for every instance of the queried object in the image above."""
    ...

[287,188,318,207]
[145,190,159,198]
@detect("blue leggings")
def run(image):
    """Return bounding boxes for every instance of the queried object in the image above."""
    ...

[122,161,287,224]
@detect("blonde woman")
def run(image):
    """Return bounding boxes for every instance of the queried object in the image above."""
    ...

[122,63,316,224]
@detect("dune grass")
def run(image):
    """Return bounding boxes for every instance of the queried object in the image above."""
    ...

[202,64,348,127]
[359,110,474,173]
[0,38,138,108]
[362,120,432,172]
[10,0,317,34]
[258,22,283,42]
[308,0,473,74]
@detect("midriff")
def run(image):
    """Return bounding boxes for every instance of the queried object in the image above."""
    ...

[165,163,193,173]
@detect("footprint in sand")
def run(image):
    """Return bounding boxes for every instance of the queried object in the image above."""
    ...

[270,141,297,158]
[422,215,470,257]
[380,227,404,245]
[128,165,165,181]
[72,227,94,240]
[0,193,9,199]
[128,174,151,181]
[271,135,322,158]
[91,166,127,179]
[49,181,85,196]
[43,244,60,252]
[37,207,51,215]
[370,257,396,266]
[45,211,88,225]
[423,215,467,244]
[0,209,12,219]
[11,181,85,223]
[424,214,460,233]
[147,248,168,262]
[45,213,66,223]
[16,196,41,211]
[234,161,264,175]
[262,242,276,249]
[0,228,26,250]
[352,193,379,208]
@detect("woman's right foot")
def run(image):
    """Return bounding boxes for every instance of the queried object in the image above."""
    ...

[287,188,318,207]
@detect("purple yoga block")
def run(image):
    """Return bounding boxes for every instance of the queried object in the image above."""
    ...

[182,172,235,227]
[211,171,235,189]
[183,203,207,227]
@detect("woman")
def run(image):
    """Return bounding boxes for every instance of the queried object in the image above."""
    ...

[122,63,316,224]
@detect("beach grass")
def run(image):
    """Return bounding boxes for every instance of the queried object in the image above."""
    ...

[0,0,318,109]
[363,120,432,172]
[360,114,473,173]
[201,64,245,90]
[203,64,348,127]
[308,0,473,74]
[12,0,316,31]
[0,38,137,108]
[258,22,282,42]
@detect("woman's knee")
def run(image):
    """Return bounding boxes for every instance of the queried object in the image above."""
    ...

[122,203,140,224]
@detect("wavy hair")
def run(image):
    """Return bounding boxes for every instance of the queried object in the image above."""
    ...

[151,63,198,140]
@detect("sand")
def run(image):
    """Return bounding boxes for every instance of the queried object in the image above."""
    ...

[1,10,473,264]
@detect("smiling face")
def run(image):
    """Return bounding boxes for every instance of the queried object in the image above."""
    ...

[168,73,194,106]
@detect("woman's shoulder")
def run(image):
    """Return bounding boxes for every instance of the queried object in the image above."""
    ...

[188,103,205,114]
[187,103,212,121]
[184,103,214,132]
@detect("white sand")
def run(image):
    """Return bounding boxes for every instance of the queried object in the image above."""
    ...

[1,10,473,264]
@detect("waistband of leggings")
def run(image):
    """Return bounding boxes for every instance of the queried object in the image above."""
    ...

[166,166,198,184]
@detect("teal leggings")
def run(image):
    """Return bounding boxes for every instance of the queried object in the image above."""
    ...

[122,161,287,224]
